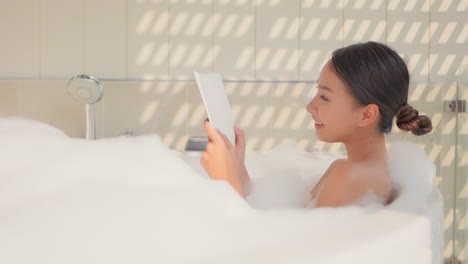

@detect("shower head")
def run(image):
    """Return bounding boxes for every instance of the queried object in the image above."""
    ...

[67,74,103,104]
[67,74,104,140]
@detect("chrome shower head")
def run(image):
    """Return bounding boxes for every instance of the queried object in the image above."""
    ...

[67,74,103,104]
[67,74,104,140]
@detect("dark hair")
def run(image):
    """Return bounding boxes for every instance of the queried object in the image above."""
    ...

[330,41,432,136]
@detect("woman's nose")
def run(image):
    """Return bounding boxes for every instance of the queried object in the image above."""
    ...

[306,98,316,113]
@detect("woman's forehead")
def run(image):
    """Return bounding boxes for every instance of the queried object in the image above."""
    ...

[318,65,347,93]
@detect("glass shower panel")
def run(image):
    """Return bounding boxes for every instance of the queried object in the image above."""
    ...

[459,77,468,263]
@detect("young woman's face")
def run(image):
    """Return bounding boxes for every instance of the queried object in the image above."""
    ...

[306,61,362,143]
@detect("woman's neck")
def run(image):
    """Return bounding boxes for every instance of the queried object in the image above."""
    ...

[344,132,387,162]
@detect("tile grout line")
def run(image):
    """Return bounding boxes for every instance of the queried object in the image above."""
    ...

[385,0,388,44]
[254,0,257,80]
[83,0,85,74]
[125,0,128,80]
[211,0,214,73]
[342,0,345,47]
[168,0,172,80]
[298,0,302,81]
[428,0,432,83]
[38,0,42,79]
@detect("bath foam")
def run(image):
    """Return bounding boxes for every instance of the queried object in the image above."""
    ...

[0,118,442,264]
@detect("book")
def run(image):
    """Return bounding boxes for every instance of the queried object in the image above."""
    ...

[193,72,235,145]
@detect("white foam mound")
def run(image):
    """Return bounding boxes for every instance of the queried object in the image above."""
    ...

[0,118,443,264]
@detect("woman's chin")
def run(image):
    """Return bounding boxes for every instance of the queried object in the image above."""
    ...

[315,132,337,143]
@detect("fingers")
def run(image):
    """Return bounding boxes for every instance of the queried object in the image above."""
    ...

[200,141,212,167]
[234,126,245,149]
[204,120,218,142]
[204,120,213,143]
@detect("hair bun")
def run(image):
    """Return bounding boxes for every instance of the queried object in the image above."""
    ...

[396,104,432,136]
[396,104,418,123]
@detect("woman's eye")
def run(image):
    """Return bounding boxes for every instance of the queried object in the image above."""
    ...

[320,95,329,101]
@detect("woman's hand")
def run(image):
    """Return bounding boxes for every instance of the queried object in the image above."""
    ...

[200,120,249,198]
[233,126,250,185]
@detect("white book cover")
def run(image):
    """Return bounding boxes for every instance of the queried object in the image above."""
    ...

[193,72,235,145]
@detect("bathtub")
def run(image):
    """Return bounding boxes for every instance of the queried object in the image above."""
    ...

[0,118,443,264]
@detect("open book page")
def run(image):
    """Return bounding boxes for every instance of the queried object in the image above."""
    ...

[193,72,235,145]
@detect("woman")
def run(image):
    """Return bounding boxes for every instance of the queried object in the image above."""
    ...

[200,41,432,208]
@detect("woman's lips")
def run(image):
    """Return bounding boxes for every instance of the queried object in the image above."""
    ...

[314,121,325,129]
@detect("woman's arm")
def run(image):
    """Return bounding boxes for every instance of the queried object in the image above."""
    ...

[200,121,249,198]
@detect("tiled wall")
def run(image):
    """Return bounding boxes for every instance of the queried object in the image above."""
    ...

[0,0,466,81]
[0,79,319,152]
[0,0,466,141]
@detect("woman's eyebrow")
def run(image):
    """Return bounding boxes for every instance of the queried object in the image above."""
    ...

[317,84,333,93]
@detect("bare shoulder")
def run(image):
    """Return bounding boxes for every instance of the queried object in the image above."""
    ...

[316,159,391,207]
[326,158,348,172]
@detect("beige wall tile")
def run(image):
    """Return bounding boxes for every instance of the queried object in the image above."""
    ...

[343,0,386,45]
[213,0,255,80]
[188,81,274,151]
[0,0,40,78]
[40,0,84,79]
[454,79,468,260]
[1,0,467,84]
[407,81,457,258]
[84,0,126,79]
[429,0,467,81]
[386,82,443,163]
[127,0,169,79]
[16,80,86,137]
[186,81,206,140]
[256,0,300,80]
[405,81,442,146]
[169,0,212,80]
[300,0,343,81]
[269,82,344,153]
[387,0,430,81]
[0,81,19,116]
[459,108,467,193]
[230,82,272,151]
[270,83,314,151]
[100,81,187,150]
[185,81,273,149]
[188,81,344,153]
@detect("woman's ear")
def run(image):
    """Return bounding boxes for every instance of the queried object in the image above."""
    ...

[358,104,380,127]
